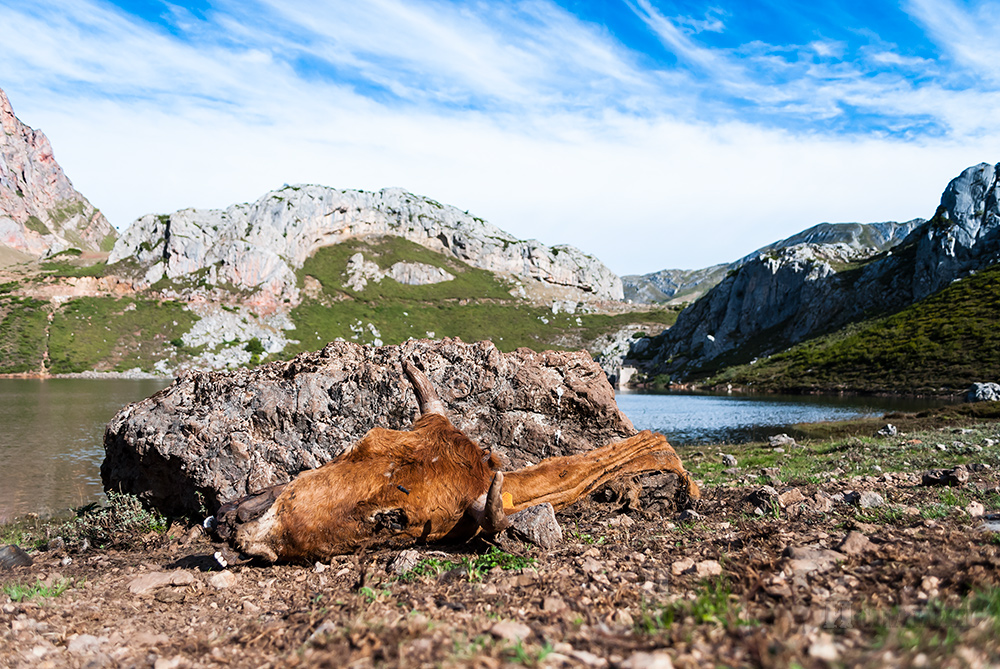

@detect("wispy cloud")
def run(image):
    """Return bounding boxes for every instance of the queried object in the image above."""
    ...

[1,0,998,273]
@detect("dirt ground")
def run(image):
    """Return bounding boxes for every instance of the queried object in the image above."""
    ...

[4,428,1000,668]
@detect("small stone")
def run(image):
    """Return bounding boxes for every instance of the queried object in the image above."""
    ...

[389,549,421,575]
[773,447,785,453]
[131,632,170,647]
[242,600,261,614]
[695,560,722,578]
[837,531,872,556]
[490,621,532,642]
[858,491,885,509]
[0,545,33,570]
[67,634,107,655]
[876,424,898,438]
[60,556,72,567]
[581,557,603,574]
[671,558,695,575]
[127,570,196,595]
[569,650,608,667]
[966,501,986,518]
[778,488,806,507]
[808,633,839,661]
[721,454,738,467]
[543,596,567,613]
[621,650,674,669]
[209,571,238,589]
[509,503,563,549]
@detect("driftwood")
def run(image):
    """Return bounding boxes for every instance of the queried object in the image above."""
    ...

[213,361,698,562]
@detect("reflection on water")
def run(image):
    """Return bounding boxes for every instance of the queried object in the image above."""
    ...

[616,390,950,447]
[0,378,169,522]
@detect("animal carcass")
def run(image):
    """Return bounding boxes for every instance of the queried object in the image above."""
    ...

[213,361,698,562]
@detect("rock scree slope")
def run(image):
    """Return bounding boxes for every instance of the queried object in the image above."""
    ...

[102,338,636,517]
[0,87,116,259]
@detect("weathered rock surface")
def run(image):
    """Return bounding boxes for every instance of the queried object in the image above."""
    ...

[102,339,636,516]
[968,382,1000,402]
[108,184,623,309]
[622,220,921,305]
[0,87,116,258]
[641,163,1000,377]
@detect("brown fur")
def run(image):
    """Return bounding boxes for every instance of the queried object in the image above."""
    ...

[217,366,699,563]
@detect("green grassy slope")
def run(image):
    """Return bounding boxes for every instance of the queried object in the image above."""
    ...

[0,295,49,373]
[286,237,676,356]
[708,263,1000,394]
[46,297,198,374]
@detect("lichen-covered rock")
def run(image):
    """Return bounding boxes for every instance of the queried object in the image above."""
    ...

[0,87,116,256]
[108,184,623,309]
[102,338,636,516]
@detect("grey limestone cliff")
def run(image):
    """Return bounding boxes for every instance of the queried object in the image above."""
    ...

[639,162,1000,379]
[623,220,922,305]
[108,185,623,309]
[0,87,116,258]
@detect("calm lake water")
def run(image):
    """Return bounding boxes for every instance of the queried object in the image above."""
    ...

[0,378,169,523]
[617,390,949,446]
[0,379,950,520]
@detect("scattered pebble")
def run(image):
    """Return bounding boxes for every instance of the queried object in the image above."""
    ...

[490,621,532,642]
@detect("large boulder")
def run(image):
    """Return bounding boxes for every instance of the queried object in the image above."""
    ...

[102,339,636,517]
[967,382,1000,402]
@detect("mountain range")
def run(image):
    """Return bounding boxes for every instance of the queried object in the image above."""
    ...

[2,84,997,393]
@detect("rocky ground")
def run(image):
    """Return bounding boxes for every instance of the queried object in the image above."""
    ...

[4,414,1000,668]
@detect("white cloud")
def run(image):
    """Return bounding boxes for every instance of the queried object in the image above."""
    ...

[904,0,1000,84]
[1,0,999,276]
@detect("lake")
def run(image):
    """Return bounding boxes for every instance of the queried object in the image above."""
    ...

[615,390,948,446]
[0,379,949,521]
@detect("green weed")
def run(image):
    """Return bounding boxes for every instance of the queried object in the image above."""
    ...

[400,546,535,582]
[2,577,74,602]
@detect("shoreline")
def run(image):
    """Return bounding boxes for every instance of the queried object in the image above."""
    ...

[0,370,169,380]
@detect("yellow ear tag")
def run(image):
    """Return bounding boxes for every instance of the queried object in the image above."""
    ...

[501,492,514,510]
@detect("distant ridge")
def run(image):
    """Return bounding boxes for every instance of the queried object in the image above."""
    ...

[108,184,624,310]
[636,162,1000,381]
[623,219,923,305]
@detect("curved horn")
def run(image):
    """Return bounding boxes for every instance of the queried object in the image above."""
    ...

[480,472,511,535]
[403,360,447,417]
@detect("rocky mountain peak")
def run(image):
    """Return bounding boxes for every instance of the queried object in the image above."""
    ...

[636,161,1000,380]
[108,184,623,310]
[0,87,116,259]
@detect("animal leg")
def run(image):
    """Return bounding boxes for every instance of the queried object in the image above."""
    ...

[502,430,699,513]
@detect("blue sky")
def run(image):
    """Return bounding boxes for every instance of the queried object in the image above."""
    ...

[1,0,998,274]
